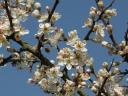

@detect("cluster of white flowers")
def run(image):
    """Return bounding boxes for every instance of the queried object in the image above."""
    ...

[91,61,127,95]
[11,51,36,69]
[106,76,127,96]
[28,65,63,93]
[32,3,61,23]
[0,0,34,48]
[83,0,117,43]
[63,79,76,96]
[0,19,11,47]
[28,30,92,95]
[57,30,93,70]
[32,2,63,47]
[1,0,128,96]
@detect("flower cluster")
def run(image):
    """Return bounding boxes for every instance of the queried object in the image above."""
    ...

[57,30,93,70]
[11,51,37,69]
[0,0,33,48]
[32,2,63,47]
[83,0,117,43]
[1,0,128,96]
[28,65,63,93]
[91,61,127,96]
[28,30,92,95]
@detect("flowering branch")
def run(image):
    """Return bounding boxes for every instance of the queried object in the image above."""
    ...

[97,59,114,96]
[4,0,53,67]
[0,0,128,96]
[96,0,118,47]
[46,0,59,22]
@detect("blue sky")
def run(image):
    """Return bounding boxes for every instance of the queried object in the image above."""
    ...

[0,0,128,96]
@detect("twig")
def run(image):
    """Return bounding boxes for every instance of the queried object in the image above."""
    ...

[0,55,12,66]
[47,0,59,22]
[77,89,88,96]
[97,59,114,96]
[4,0,14,32]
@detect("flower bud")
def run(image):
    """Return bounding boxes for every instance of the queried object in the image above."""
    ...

[34,2,41,9]
[105,9,117,17]
[98,1,104,8]
[107,24,113,35]
[12,52,20,60]
[123,46,128,53]
[102,62,109,68]
[91,86,97,93]
[113,67,120,74]
[90,7,97,17]
[32,9,40,18]
[14,33,21,41]
[118,51,124,55]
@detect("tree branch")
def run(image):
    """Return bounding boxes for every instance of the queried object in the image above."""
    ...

[97,59,114,96]
[0,55,12,66]
[4,0,53,67]
[4,0,14,32]
[46,0,59,22]
[77,89,88,96]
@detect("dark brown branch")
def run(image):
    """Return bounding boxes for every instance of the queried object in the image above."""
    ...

[97,0,118,47]
[35,0,60,53]
[4,0,53,67]
[12,37,53,67]
[47,0,59,22]
[4,0,14,32]
[84,0,117,48]
[84,20,95,40]
[0,55,12,66]
[97,59,114,96]
[124,23,128,45]
[77,89,87,96]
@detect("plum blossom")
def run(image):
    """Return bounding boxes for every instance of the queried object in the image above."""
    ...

[105,76,127,96]
[38,12,61,23]
[105,9,117,18]
[28,65,45,84]
[57,48,75,70]
[38,78,63,93]
[63,79,76,96]
[37,66,63,93]
[82,18,93,28]
[57,30,92,70]
[48,28,63,46]
[93,23,105,42]
[46,66,63,83]
[98,68,109,77]
[89,7,97,17]
[37,23,56,37]
[0,33,9,47]
[67,30,79,46]
[73,40,87,52]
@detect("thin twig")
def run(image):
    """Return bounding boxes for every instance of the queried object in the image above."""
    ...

[97,59,114,96]
[0,55,12,66]
[4,0,14,32]
[47,0,59,22]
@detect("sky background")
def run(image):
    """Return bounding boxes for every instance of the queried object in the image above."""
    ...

[0,0,128,96]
